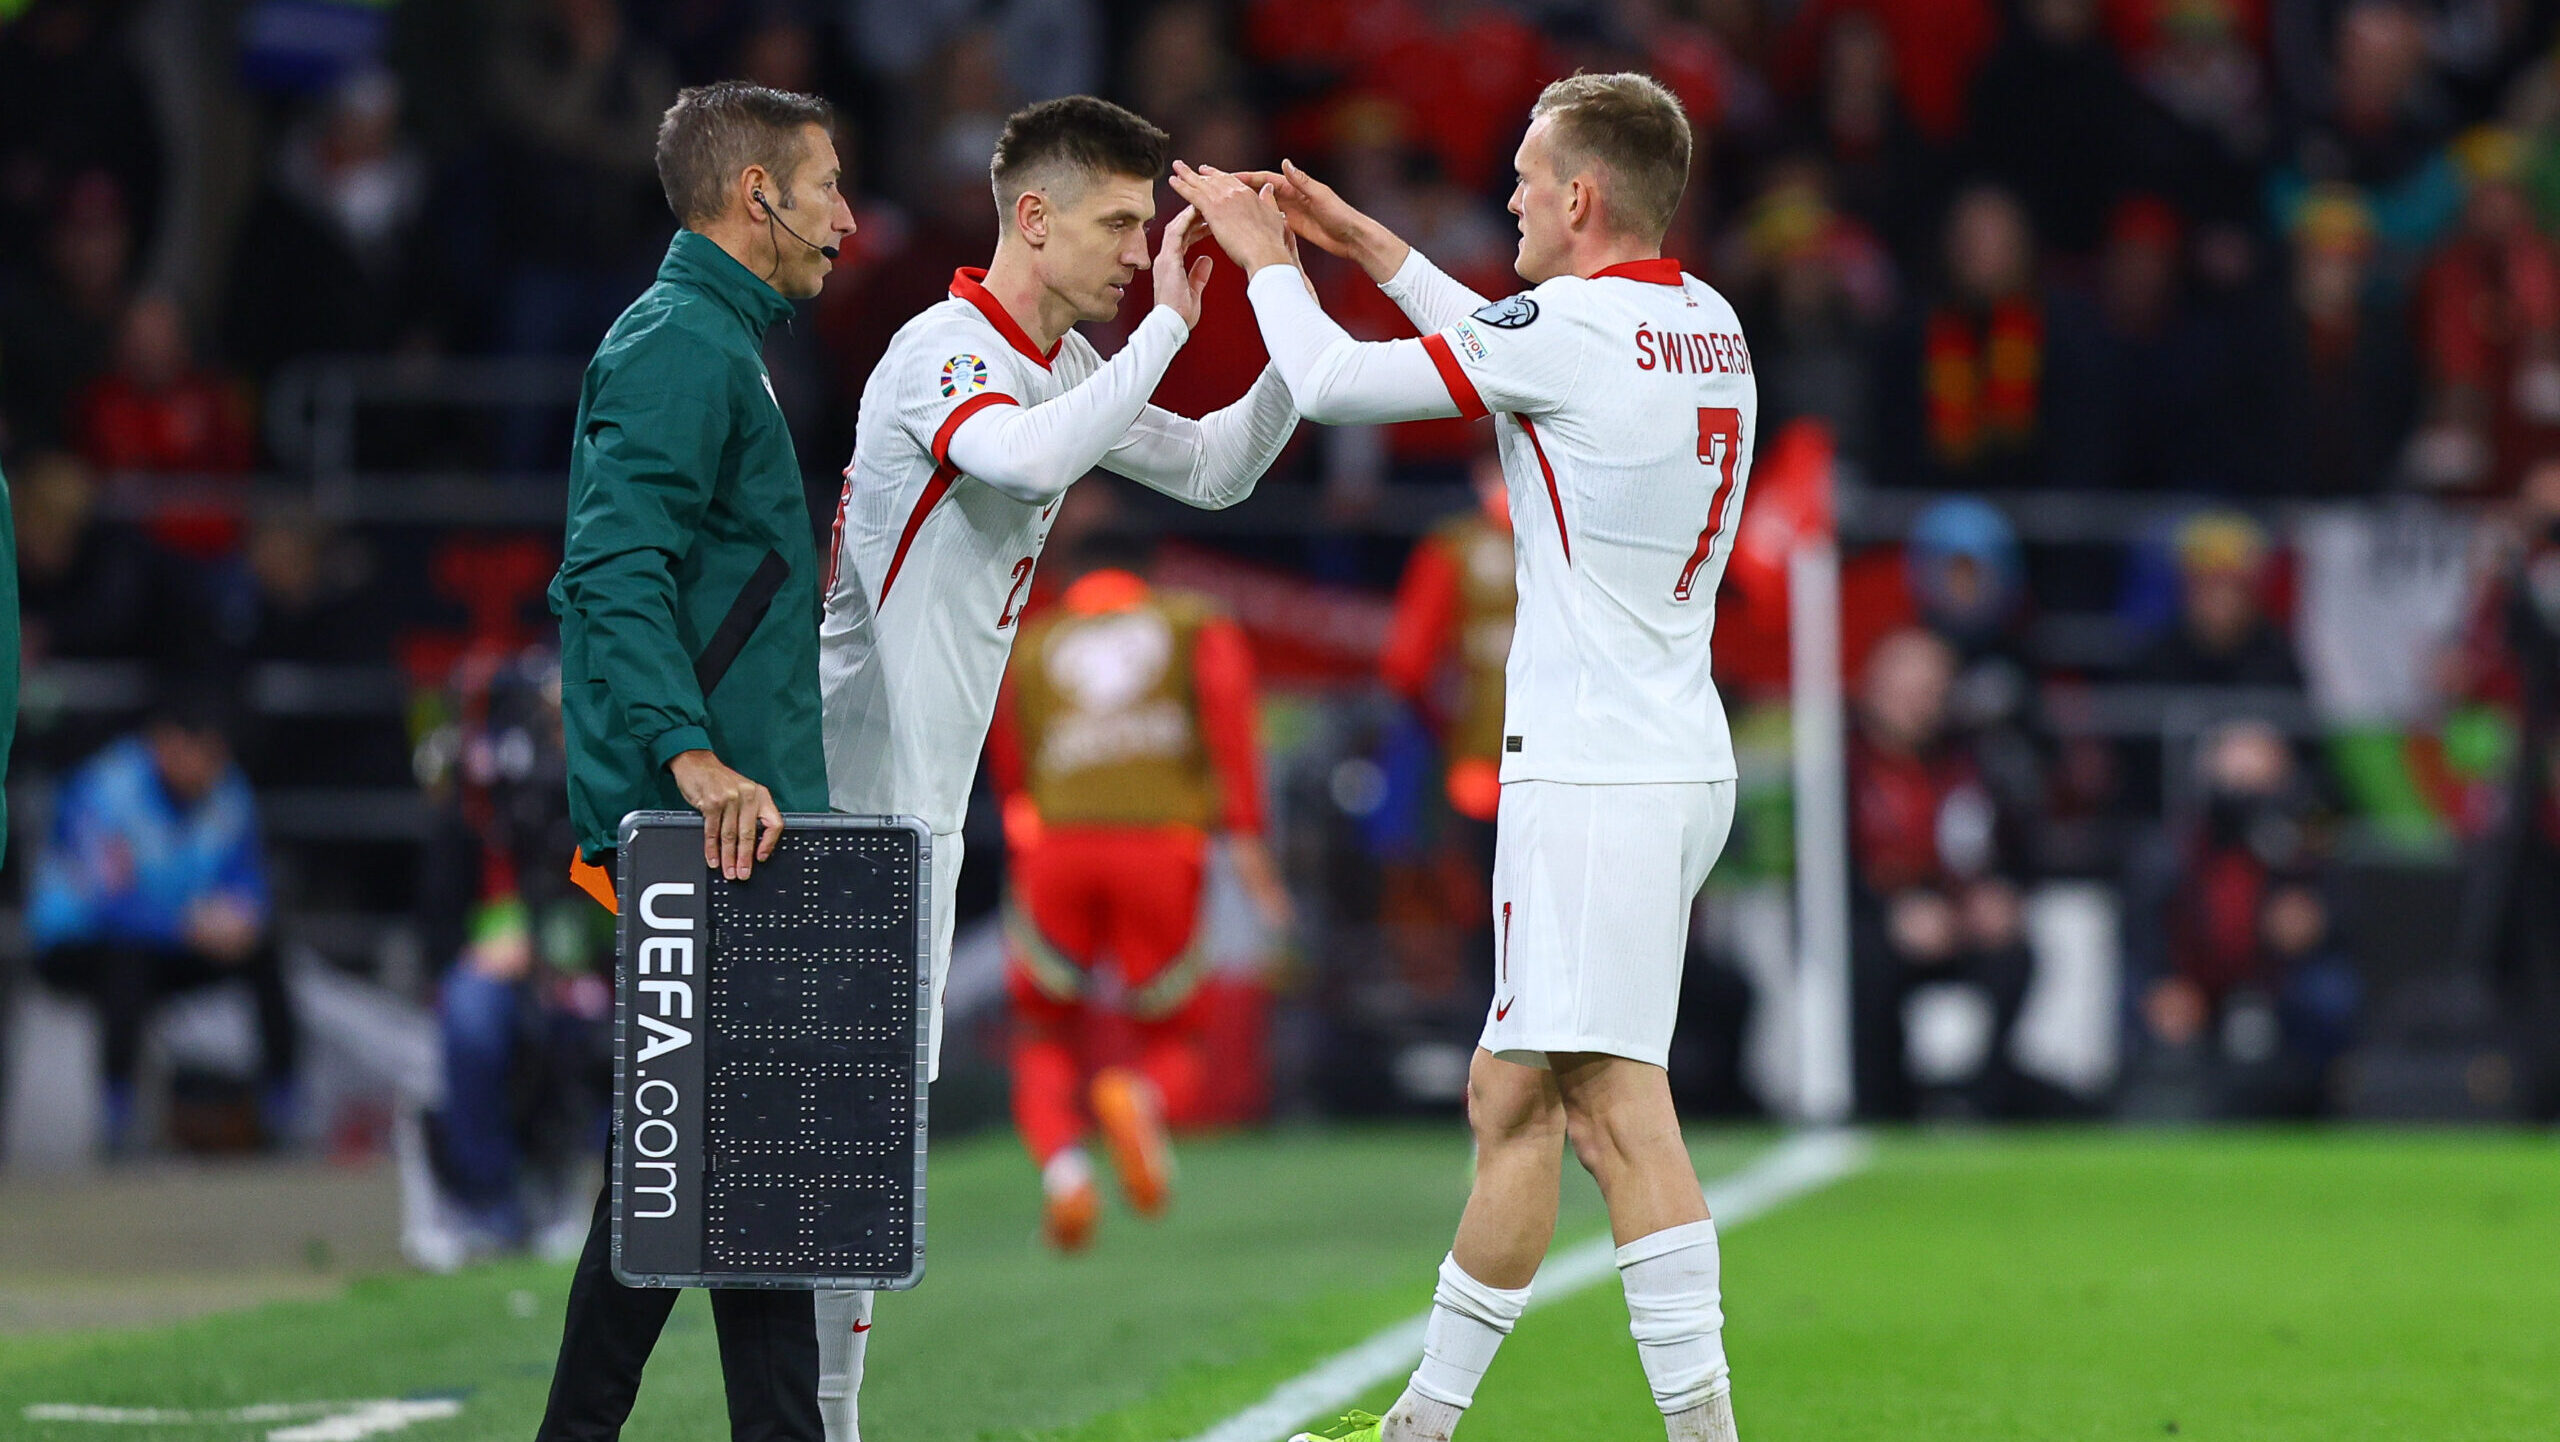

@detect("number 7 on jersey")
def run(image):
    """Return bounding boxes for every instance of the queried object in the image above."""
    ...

[1675,407,1745,603]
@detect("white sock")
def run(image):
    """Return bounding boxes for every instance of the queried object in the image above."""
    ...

[1043,1146,1094,1198]
[1386,1254,1531,1441]
[815,1288,873,1442]
[1618,1219,1731,1430]
[1663,1395,1739,1442]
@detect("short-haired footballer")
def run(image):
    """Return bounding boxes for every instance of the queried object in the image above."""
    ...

[1176,72,1758,1442]
[810,95,1299,1441]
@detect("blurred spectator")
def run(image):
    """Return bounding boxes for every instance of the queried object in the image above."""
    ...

[28,689,294,1153]
[731,4,823,94]
[1879,184,2051,489]
[2408,127,2560,495]
[1243,0,1410,162]
[0,171,133,451]
[2498,35,2560,230]
[2118,0,2273,226]
[1782,6,1949,266]
[2270,0,2460,269]
[1562,0,1758,263]
[221,68,441,380]
[2134,510,2303,687]
[843,0,1096,120]
[1965,0,2167,258]
[2252,181,2419,493]
[1725,162,1896,466]
[1353,0,1556,197]
[1909,495,2124,873]
[219,505,373,665]
[73,294,258,559]
[0,0,165,278]
[8,449,179,664]
[486,0,676,358]
[1129,0,1242,130]
[1775,0,1999,147]
[922,25,1023,211]
[2135,720,2355,1116]
[74,294,256,476]
[2448,459,2560,1119]
[1847,627,2037,1120]
[814,101,1002,452]
[411,650,610,1253]
[2045,194,2255,491]
[1908,495,2038,741]
[1594,0,1749,144]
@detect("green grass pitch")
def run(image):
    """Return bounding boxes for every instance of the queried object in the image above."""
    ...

[2,1129,2552,1440]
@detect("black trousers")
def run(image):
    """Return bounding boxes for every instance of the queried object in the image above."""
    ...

[534,1185,823,1442]
[36,940,298,1086]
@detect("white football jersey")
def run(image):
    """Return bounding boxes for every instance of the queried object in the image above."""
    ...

[1421,260,1756,786]
[820,269,1104,833]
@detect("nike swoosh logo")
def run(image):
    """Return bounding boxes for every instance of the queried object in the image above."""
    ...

[852,1320,872,1334]
[1495,998,1514,1021]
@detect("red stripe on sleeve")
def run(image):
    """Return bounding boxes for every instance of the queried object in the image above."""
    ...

[1419,333,1490,420]
[931,391,1019,466]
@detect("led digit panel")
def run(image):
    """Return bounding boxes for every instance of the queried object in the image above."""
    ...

[611,813,931,1290]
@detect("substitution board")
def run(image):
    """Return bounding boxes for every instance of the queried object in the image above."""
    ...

[609,811,932,1290]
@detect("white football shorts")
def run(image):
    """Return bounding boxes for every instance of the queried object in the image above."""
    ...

[1480,779,1736,1069]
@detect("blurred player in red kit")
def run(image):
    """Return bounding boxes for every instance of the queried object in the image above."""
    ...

[988,534,1292,1250]
[1381,451,1515,829]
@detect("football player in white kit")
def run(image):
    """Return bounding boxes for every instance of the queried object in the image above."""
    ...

[1175,73,1753,1442]
[811,96,1299,1440]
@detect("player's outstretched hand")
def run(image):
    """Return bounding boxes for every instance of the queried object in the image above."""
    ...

[1169,162,1294,276]
[668,748,783,881]
[1152,204,1214,331]
[1226,159,1404,282]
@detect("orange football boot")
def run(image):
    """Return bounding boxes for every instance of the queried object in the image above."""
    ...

[1089,1067,1174,1217]
[1043,1177,1100,1252]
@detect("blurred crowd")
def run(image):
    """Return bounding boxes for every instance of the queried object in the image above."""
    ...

[9,0,2560,1159]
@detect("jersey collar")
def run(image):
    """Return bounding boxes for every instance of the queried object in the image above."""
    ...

[1588,258,1684,286]
[950,268,1061,370]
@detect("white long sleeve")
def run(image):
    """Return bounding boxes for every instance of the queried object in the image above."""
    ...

[1376,247,1492,334]
[1244,265,1463,426]
[1100,365,1298,510]
[943,305,1190,504]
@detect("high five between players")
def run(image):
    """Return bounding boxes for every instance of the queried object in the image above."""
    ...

[808,71,1749,1442]
[1172,73,1756,1442]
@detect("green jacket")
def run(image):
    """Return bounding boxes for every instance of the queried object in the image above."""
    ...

[550,229,827,858]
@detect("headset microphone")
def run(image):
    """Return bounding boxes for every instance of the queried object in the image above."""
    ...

[754,188,839,261]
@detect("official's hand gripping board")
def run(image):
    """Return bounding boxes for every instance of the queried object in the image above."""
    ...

[610,812,931,1290]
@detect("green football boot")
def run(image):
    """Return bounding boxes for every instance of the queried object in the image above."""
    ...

[1287,1410,1383,1442]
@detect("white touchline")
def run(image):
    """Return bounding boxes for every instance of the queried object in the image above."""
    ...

[1178,1129,1871,1442]
[267,1400,463,1442]
[23,1398,463,1441]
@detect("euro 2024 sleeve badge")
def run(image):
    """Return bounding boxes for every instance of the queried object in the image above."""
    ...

[940,354,990,397]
